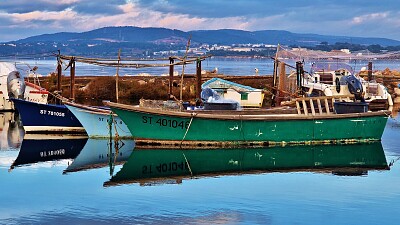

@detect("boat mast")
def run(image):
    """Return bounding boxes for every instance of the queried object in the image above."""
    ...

[273,44,280,88]
[180,35,192,101]
[70,57,75,100]
[272,44,280,106]
[57,50,62,104]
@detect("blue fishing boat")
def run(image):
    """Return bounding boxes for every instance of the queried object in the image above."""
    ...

[64,101,132,139]
[11,98,86,134]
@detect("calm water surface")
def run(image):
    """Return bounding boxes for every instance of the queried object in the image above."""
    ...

[0,110,400,225]
[3,57,400,77]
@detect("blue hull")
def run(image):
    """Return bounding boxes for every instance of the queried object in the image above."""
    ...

[11,98,86,133]
[65,103,132,139]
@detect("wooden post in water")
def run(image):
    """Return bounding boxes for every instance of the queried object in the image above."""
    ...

[169,57,174,99]
[368,61,373,81]
[70,57,75,100]
[196,58,202,101]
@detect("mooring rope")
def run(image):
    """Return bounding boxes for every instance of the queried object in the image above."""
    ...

[111,113,120,143]
[182,152,193,177]
[113,119,130,134]
[180,112,196,177]
[180,112,196,147]
[389,156,400,167]
[382,110,399,125]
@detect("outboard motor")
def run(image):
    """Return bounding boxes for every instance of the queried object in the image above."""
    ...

[344,74,364,101]
[7,71,25,99]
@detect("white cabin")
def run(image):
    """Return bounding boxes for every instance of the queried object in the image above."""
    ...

[0,62,49,111]
[202,78,264,107]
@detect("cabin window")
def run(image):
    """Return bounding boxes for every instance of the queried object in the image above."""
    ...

[241,92,248,100]
[320,73,333,84]
[215,89,225,95]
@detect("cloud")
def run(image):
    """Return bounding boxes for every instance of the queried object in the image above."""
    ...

[351,12,389,25]
[49,2,267,35]
[135,0,306,18]
[1,9,79,31]
[1,0,400,42]
[0,0,80,13]
[347,11,400,39]
[72,0,126,15]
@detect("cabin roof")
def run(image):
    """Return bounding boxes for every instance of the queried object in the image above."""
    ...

[202,78,260,92]
[310,62,354,74]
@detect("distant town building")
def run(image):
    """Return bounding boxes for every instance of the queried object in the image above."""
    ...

[340,49,351,54]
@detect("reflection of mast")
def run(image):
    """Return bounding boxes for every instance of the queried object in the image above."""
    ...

[108,138,114,176]
[108,139,124,176]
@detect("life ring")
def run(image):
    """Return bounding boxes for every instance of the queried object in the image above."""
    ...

[335,77,341,93]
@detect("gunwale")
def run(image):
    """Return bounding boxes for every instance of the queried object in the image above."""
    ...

[105,101,391,121]
[64,101,112,115]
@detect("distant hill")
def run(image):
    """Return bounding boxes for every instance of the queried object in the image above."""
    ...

[15,26,400,46]
[18,27,188,44]
[1,26,400,56]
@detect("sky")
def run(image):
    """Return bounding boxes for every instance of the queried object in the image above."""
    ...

[0,0,399,42]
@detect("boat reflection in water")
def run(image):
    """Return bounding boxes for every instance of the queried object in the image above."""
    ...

[10,134,88,170]
[105,142,389,186]
[0,112,24,150]
[63,138,135,175]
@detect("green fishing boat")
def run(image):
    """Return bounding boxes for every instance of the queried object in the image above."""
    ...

[104,97,390,146]
[105,142,388,186]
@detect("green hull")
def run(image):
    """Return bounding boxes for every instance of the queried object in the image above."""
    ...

[108,103,389,144]
[106,143,388,185]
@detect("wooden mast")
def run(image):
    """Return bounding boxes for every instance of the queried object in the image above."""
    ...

[57,50,62,104]
[196,58,202,102]
[271,44,280,106]
[169,57,174,99]
[70,57,75,100]
[273,44,280,88]
[179,35,192,101]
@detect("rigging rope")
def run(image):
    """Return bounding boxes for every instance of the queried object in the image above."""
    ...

[57,54,211,69]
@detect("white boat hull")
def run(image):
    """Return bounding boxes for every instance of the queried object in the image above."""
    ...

[65,103,132,139]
